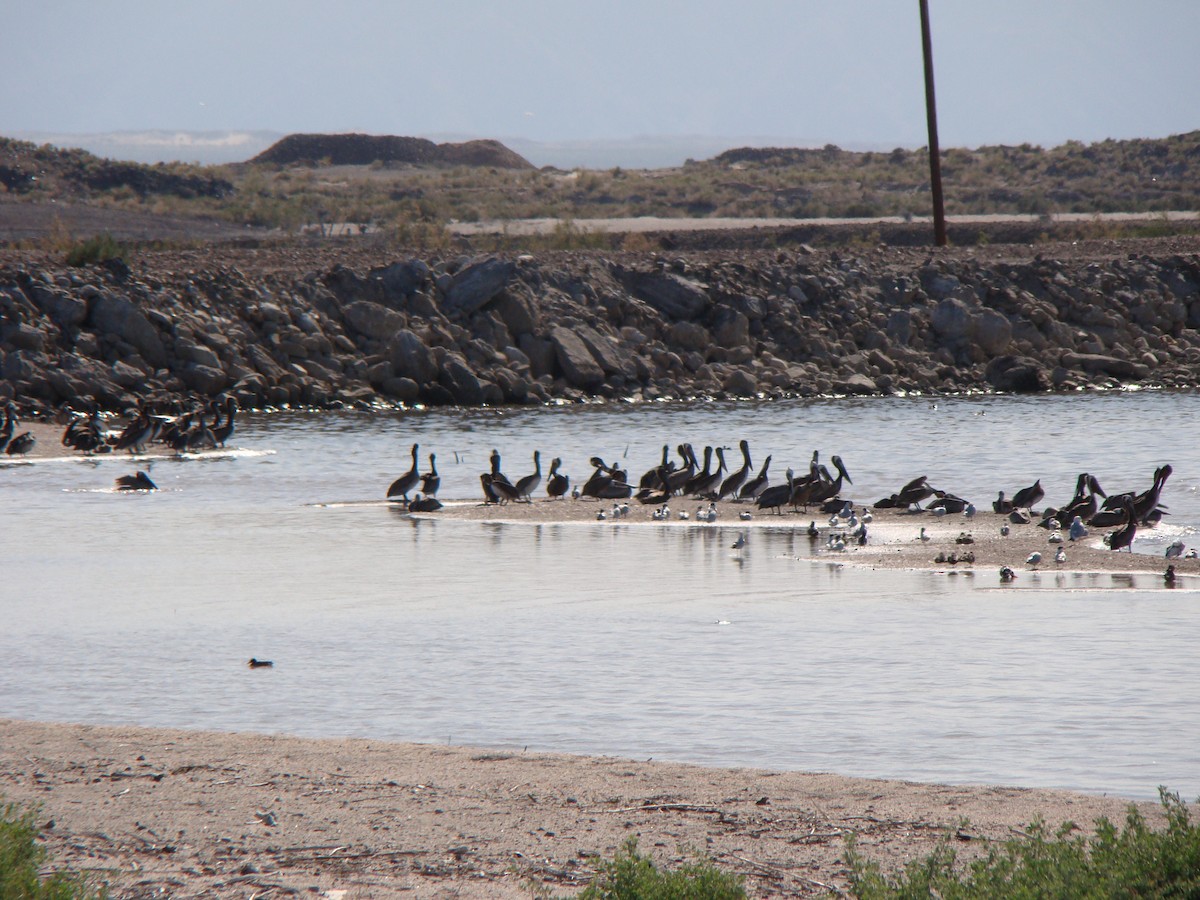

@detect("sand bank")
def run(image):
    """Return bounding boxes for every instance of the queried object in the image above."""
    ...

[0,719,1175,899]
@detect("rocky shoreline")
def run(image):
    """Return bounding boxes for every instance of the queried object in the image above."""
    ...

[2,235,1199,414]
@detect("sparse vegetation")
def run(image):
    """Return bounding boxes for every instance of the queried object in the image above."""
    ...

[845,788,1200,899]
[0,800,103,899]
[564,838,745,900]
[63,232,124,267]
[3,131,1200,238]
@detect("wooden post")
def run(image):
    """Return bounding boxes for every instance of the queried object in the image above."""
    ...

[919,0,947,246]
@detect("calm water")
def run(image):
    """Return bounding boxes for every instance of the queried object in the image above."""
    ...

[3,391,1199,800]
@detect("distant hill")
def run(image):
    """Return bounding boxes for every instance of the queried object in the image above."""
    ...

[250,133,534,169]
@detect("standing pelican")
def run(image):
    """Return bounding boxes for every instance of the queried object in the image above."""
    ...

[387,443,421,502]
[547,457,569,499]
[755,468,794,515]
[718,440,752,501]
[211,396,238,447]
[420,453,440,497]
[739,455,771,500]
[515,450,542,502]
[1106,499,1138,552]
[1011,479,1044,512]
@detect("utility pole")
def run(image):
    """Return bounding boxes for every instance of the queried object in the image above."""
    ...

[919,0,947,246]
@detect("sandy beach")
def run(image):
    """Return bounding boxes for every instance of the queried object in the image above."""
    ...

[0,719,1178,899]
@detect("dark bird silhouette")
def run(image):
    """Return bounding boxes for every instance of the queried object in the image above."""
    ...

[514,450,542,502]
[992,491,1013,514]
[420,453,440,497]
[408,493,443,512]
[248,658,274,668]
[1106,499,1138,552]
[738,454,771,500]
[756,468,795,515]
[547,457,569,499]
[115,470,157,491]
[211,396,238,447]
[718,440,752,501]
[1011,479,1044,512]
[387,443,421,502]
[4,430,35,456]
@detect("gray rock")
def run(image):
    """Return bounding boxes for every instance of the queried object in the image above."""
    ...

[518,333,557,379]
[489,287,539,337]
[1060,351,1150,380]
[440,356,485,405]
[931,298,972,342]
[30,285,88,330]
[371,259,429,302]
[380,376,420,402]
[669,321,710,352]
[182,364,228,395]
[626,271,710,320]
[834,373,877,395]
[343,300,405,340]
[4,323,44,352]
[549,325,604,388]
[722,368,759,396]
[886,310,913,345]
[388,329,438,384]
[88,293,166,366]
[712,309,750,348]
[985,356,1046,392]
[576,324,633,377]
[444,258,516,316]
[973,308,1012,356]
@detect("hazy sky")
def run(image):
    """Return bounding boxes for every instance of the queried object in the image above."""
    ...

[4,0,1198,152]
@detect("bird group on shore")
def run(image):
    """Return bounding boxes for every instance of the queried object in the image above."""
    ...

[57,397,239,456]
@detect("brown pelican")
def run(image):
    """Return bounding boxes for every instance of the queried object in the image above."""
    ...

[738,455,771,500]
[408,493,443,512]
[756,468,795,515]
[514,450,542,502]
[4,430,35,456]
[546,457,569,499]
[115,470,157,491]
[718,440,752,500]
[211,396,238,447]
[1106,498,1138,552]
[387,443,421,501]
[1011,479,1044,512]
[420,453,440,497]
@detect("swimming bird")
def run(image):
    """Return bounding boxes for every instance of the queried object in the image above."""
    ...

[1165,564,1177,585]
[408,493,443,512]
[420,453,440,497]
[514,450,542,502]
[248,658,274,668]
[807,520,820,538]
[718,440,752,501]
[115,470,157,491]
[547,457,569,499]
[1069,516,1088,541]
[387,443,421,502]
[1011,479,1044,512]
[999,566,1016,582]
[738,454,771,500]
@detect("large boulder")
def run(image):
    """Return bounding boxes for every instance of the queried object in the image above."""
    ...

[439,356,485,405]
[549,325,604,388]
[342,300,405,340]
[388,329,438,384]
[626,271,710,320]
[370,259,429,303]
[444,258,516,316]
[973,309,1013,356]
[575,324,633,378]
[986,355,1046,392]
[88,292,166,366]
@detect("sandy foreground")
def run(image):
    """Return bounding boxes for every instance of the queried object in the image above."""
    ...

[0,720,1178,900]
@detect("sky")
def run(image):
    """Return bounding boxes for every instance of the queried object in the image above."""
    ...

[3,1,1199,166]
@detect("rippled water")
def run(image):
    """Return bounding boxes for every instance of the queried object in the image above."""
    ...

[4,391,1200,800]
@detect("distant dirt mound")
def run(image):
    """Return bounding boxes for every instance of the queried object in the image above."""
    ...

[250,133,533,169]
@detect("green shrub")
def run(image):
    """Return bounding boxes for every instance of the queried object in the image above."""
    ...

[845,788,1200,899]
[570,837,745,900]
[0,801,103,899]
[64,233,124,267]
